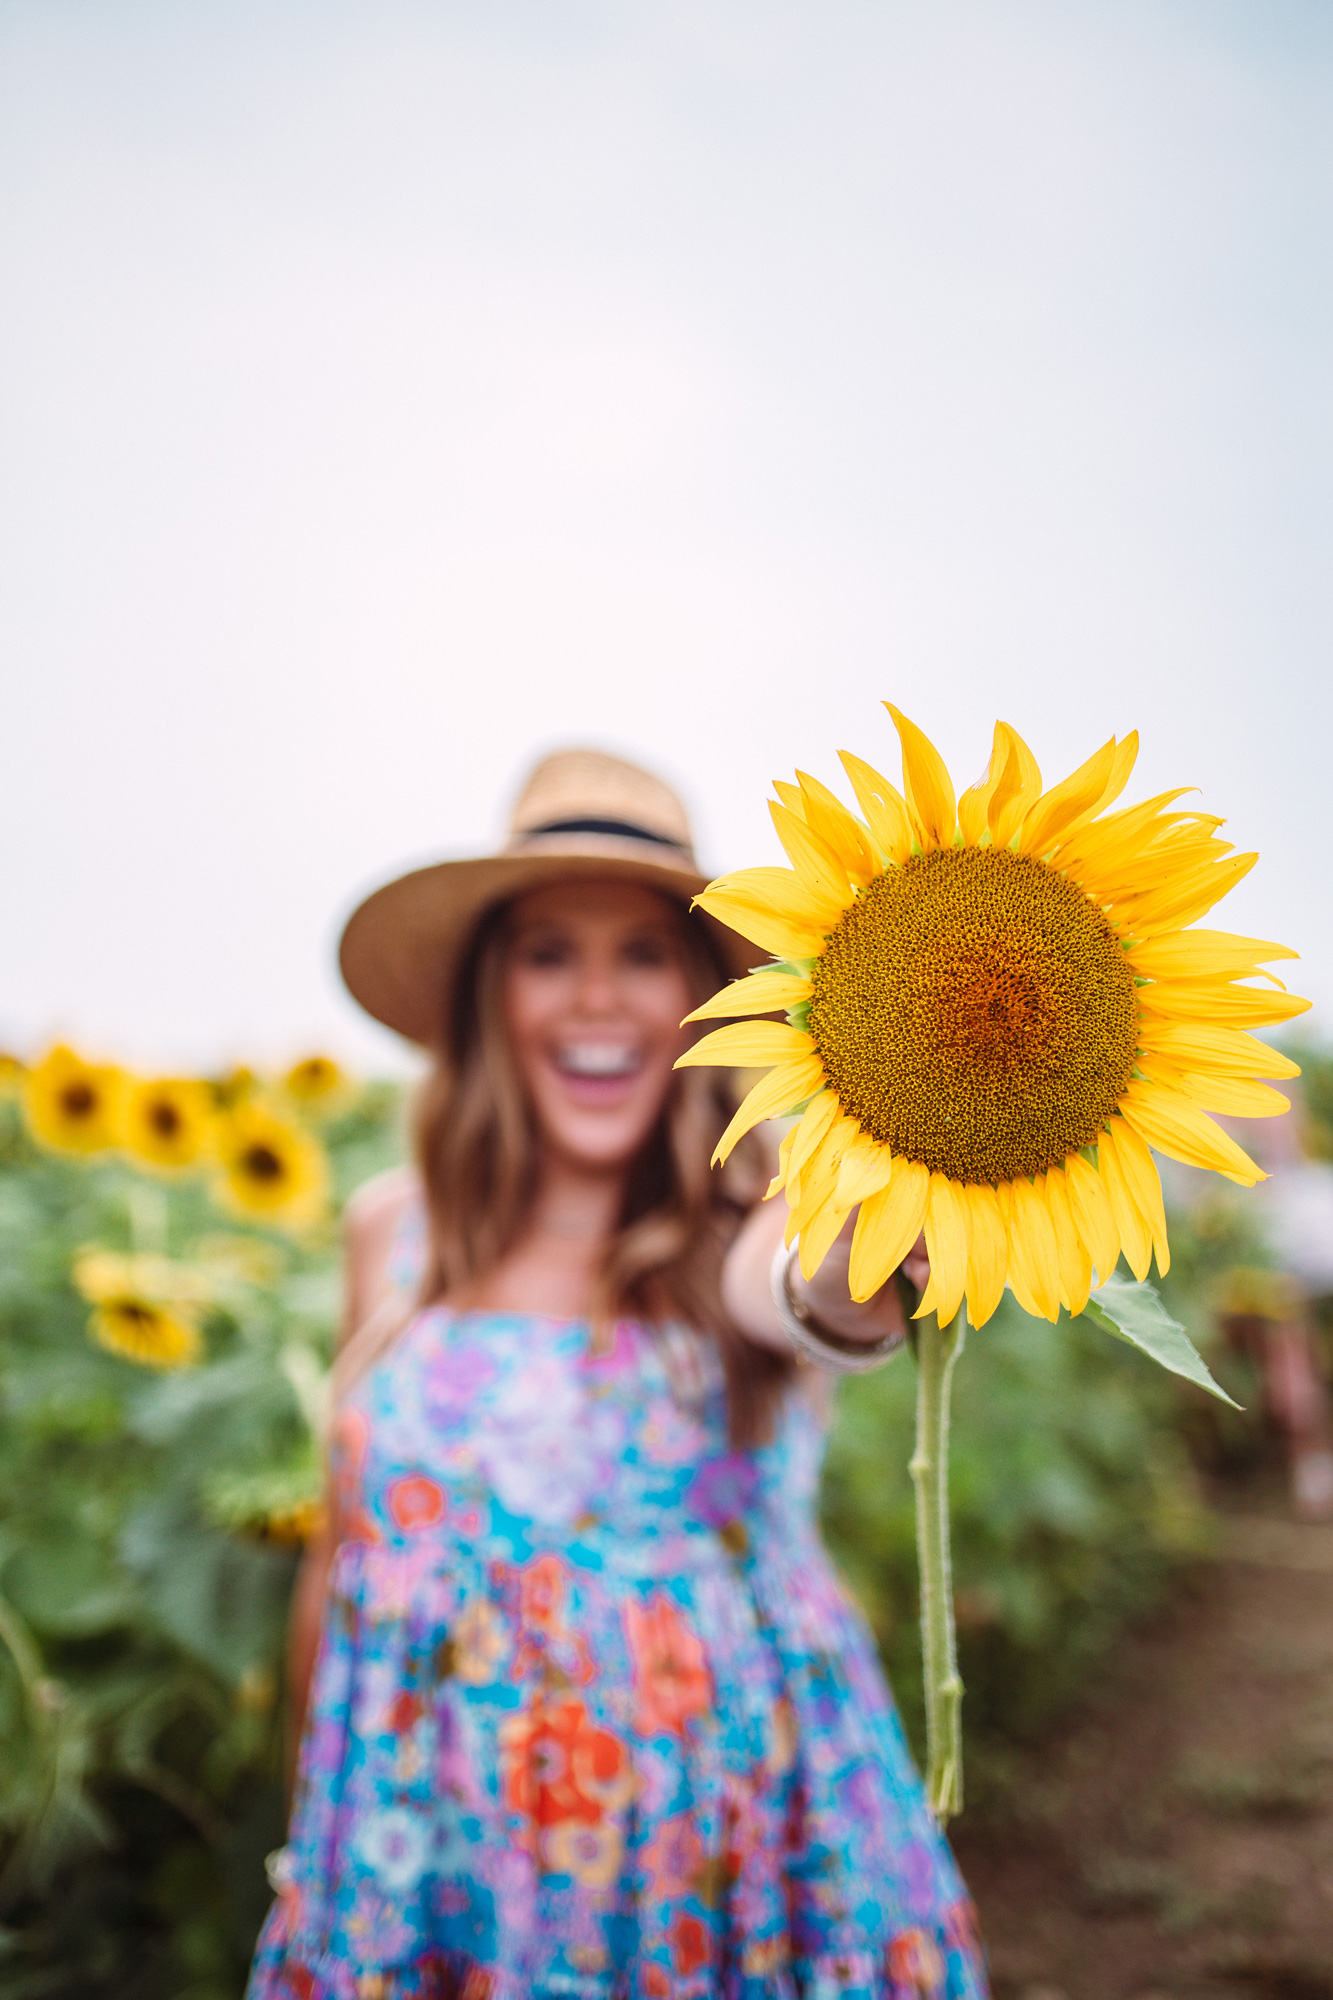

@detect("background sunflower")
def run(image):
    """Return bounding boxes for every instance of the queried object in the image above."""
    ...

[87,1294,202,1370]
[24,1045,126,1156]
[214,1100,328,1230]
[281,1055,356,1122]
[121,1076,216,1172]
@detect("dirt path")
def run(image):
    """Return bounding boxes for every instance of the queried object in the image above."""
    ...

[951,1507,1333,2000]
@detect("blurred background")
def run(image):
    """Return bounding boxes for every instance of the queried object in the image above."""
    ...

[2,4,1332,1997]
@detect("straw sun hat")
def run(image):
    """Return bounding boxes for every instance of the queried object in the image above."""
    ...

[339,749,758,1045]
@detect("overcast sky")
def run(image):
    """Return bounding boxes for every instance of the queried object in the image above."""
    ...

[2,0,1330,1077]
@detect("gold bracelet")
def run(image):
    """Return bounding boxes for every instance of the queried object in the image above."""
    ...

[768,1240,906,1375]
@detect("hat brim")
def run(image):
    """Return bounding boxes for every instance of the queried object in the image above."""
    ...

[339,833,760,1046]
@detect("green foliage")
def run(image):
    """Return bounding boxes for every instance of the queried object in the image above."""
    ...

[820,1293,1208,1782]
[0,1085,403,1999]
[1082,1273,1238,1407]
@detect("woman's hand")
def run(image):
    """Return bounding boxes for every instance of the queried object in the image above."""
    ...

[722,1191,929,1355]
[794,1209,929,1347]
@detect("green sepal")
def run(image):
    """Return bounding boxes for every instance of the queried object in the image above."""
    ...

[1079,1274,1241,1408]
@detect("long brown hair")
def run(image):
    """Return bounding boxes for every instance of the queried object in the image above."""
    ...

[413,893,794,1447]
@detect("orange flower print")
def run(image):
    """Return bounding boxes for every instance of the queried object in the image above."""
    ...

[741,1936,788,1977]
[518,1552,566,1632]
[887,1926,947,1996]
[387,1689,423,1735]
[765,1695,799,1777]
[944,1896,981,1958]
[450,1596,510,1686]
[624,1596,712,1739]
[669,1910,711,1977]
[386,1475,446,1534]
[509,1553,595,1688]
[499,1698,631,1846]
[641,1968,671,2000]
[541,1818,624,1889]
[640,1812,705,1898]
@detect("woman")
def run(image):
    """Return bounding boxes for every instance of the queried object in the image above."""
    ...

[250,749,987,2000]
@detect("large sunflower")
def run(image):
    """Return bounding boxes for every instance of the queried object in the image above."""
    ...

[679,708,1308,1329]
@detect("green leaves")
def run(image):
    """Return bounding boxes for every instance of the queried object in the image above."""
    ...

[1081,1273,1241,1408]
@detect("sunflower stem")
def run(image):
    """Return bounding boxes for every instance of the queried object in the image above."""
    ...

[910,1305,966,1823]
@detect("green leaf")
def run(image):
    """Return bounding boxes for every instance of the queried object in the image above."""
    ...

[1080,1274,1241,1408]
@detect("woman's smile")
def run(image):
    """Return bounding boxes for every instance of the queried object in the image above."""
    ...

[549,1038,645,1101]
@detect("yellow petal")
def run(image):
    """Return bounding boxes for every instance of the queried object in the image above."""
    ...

[848,1159,929,1302]
[683,968,813,1023]
[886,705,957,850]
[916,1174,969,1325]
[711,1053,827,1167]
[1118,1081,1264,1187]
[1136,983,1311,1029]
[1127,928,1299,981]
[988,723,1044,848]
[784,1089,839,1179]
[768,800,854,908]
[795,770,879,885]
[997,1181,1045,1318]
[788,1114,859,1231]
[1136,1021,1301,1080]
[1096,731,1140,816]
[1063,1153,1121,1285]
[694,868,841,957]
[962,1184,1008,1328]
[1095,1134,1152,1280]
[1009,1177,1062,1320]
[798,1191,856,1282]
[1043,1169,1093,1316]
[676,1020,813,1071]
[956,723,1007,847]
[765,1121,799,1199]
[1055,788,1196,877]
[1017,737,1118,857]
[1102,1118,1169,1278]
[838,751,915,864]
[1117,851,1258,935]
[1155,1067,1292,1119]
[834,1132,895,1208]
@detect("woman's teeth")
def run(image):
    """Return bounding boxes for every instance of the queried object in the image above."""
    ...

[558,1044,641,1078]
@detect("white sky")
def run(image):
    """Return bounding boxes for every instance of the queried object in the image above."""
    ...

[2,0,1330,1076]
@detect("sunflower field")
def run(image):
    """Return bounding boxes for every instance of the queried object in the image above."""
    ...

[0,1051,401,1999]
[0,1040,1289,1995]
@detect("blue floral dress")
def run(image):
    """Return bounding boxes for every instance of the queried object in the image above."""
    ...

[248,1302,988,2000]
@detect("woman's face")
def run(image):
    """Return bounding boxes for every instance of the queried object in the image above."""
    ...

[502,878,697,1175]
